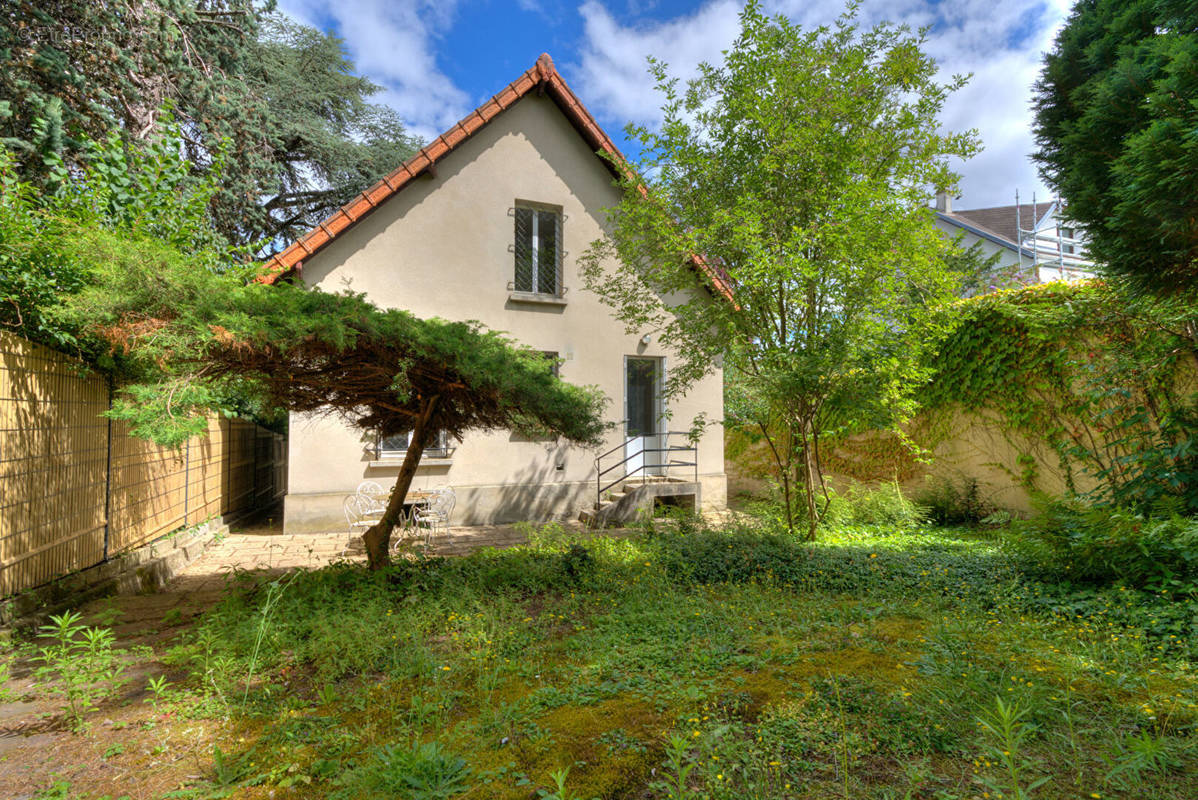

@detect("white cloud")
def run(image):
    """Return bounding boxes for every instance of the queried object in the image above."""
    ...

[575,0,1074,208]
[277,0,471,142]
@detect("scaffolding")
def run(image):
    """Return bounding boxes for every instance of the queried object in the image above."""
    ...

[1015,190,1094,281]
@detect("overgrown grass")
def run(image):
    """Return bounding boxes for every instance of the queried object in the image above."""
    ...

[137,514,1198,799]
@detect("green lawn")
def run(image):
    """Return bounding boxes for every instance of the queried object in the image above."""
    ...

[148,518,1197,799]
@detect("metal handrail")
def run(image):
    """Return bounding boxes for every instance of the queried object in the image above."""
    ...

[594,431,699,508]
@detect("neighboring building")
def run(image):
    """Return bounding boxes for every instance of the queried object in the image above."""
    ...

[934,192,1094,285]
[265,54,728,531]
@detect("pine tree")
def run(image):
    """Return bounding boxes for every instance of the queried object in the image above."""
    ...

[0,2,419,249]
[1033,0,1198,295]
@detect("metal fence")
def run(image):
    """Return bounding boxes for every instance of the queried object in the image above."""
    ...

[0,332,286,598]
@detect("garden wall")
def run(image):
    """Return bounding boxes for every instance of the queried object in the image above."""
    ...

[0,332,286,597]
[726,411,1100,516]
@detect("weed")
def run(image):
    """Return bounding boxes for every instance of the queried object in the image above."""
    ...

[536,765,596,800]
[652,734,699,800]
[1103,730,1185,788]
[973,696,1050,799]
[242,571,296,703]
[330,741,470,799]
[32,611,128,731]
[145,674,171,711]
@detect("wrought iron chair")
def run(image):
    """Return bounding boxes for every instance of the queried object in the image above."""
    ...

[356,480,387,513]
[341,493,382,557]
[413,487,456,547]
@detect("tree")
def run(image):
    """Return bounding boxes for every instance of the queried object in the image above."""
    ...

[0,3,419,248]
[579,2,978,538]
[1033,0,1198,296]
[248,15,421,246]
[3,128,607,570]
[70,266,608,568]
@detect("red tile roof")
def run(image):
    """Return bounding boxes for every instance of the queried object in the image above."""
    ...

[259,53,733,302]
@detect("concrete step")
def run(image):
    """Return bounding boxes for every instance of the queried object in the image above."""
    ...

[581,480,701,528]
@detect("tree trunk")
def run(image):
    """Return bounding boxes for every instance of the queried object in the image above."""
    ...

[799,425,819,542]
[362,396,439,570]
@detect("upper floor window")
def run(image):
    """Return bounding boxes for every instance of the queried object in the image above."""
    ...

[514,203,562,296]
[1060,226,1075,255]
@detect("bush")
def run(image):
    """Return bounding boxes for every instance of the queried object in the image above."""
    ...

[744,481,926,531]
[915,475,994,526]
[827,481,928,528]
[1003,500,1198,591]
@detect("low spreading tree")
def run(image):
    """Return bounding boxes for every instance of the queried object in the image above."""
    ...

[69,262,608,568]
[580,2,978,538]
[3,127,607,569]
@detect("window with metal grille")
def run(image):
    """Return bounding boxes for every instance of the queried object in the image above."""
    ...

[377,429,450,459]
[513,204,562,295]
[540,351,560,377]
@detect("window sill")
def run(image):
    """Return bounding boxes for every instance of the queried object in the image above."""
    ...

[369,457,453,469]
[508,291,567,307]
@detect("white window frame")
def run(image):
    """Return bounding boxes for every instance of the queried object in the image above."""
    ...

[513,201,563,297]
[377,429,450,460]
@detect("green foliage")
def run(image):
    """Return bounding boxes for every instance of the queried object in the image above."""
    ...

[745,480,927,531]
[32,611,129,731]
[915,475,995,526]
[330,742,470,800]
[1033,0,1198,295]
[1103,730,1187,789]
[0,3,420,248]
[973,697,1050,799]
[1004,501,1198,592]
[581,1,978,538]
[144,517,1198,798]
[924,280,1198,513]
[825,481,928,528]
[0,122,236,354]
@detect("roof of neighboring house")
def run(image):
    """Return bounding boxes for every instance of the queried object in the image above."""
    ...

[259,53,733,301]
[937,202,1056,251]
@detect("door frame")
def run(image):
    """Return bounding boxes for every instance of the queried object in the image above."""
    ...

[623,355,666,477]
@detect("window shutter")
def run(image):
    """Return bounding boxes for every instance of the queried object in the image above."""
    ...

[537,210,559,294]
[514,207,534,292]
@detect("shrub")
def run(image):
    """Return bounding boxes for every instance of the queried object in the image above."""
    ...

[1003,500,1198,591]
[744,481,926,531]
[827,481,928,528]
[915,475,994,526]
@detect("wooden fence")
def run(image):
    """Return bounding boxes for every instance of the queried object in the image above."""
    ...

[0,332,286,598]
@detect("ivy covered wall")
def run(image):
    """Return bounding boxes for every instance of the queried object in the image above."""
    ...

[727,281,1198,514]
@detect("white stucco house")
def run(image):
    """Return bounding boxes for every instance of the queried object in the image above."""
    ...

[933,192,1093,286]
[262,54,728,532]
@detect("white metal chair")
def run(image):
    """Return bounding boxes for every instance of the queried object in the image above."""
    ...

[356,480,387,514]
[341,494,382,556]
[413,487,456,547]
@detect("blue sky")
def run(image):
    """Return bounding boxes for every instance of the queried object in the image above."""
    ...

[278,0,1073,209]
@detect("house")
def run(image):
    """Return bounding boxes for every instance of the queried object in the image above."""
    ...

[264,53,727,531]
[933,192,1093,286]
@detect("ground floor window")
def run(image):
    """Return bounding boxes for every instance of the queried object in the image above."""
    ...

[377,429,450,459]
